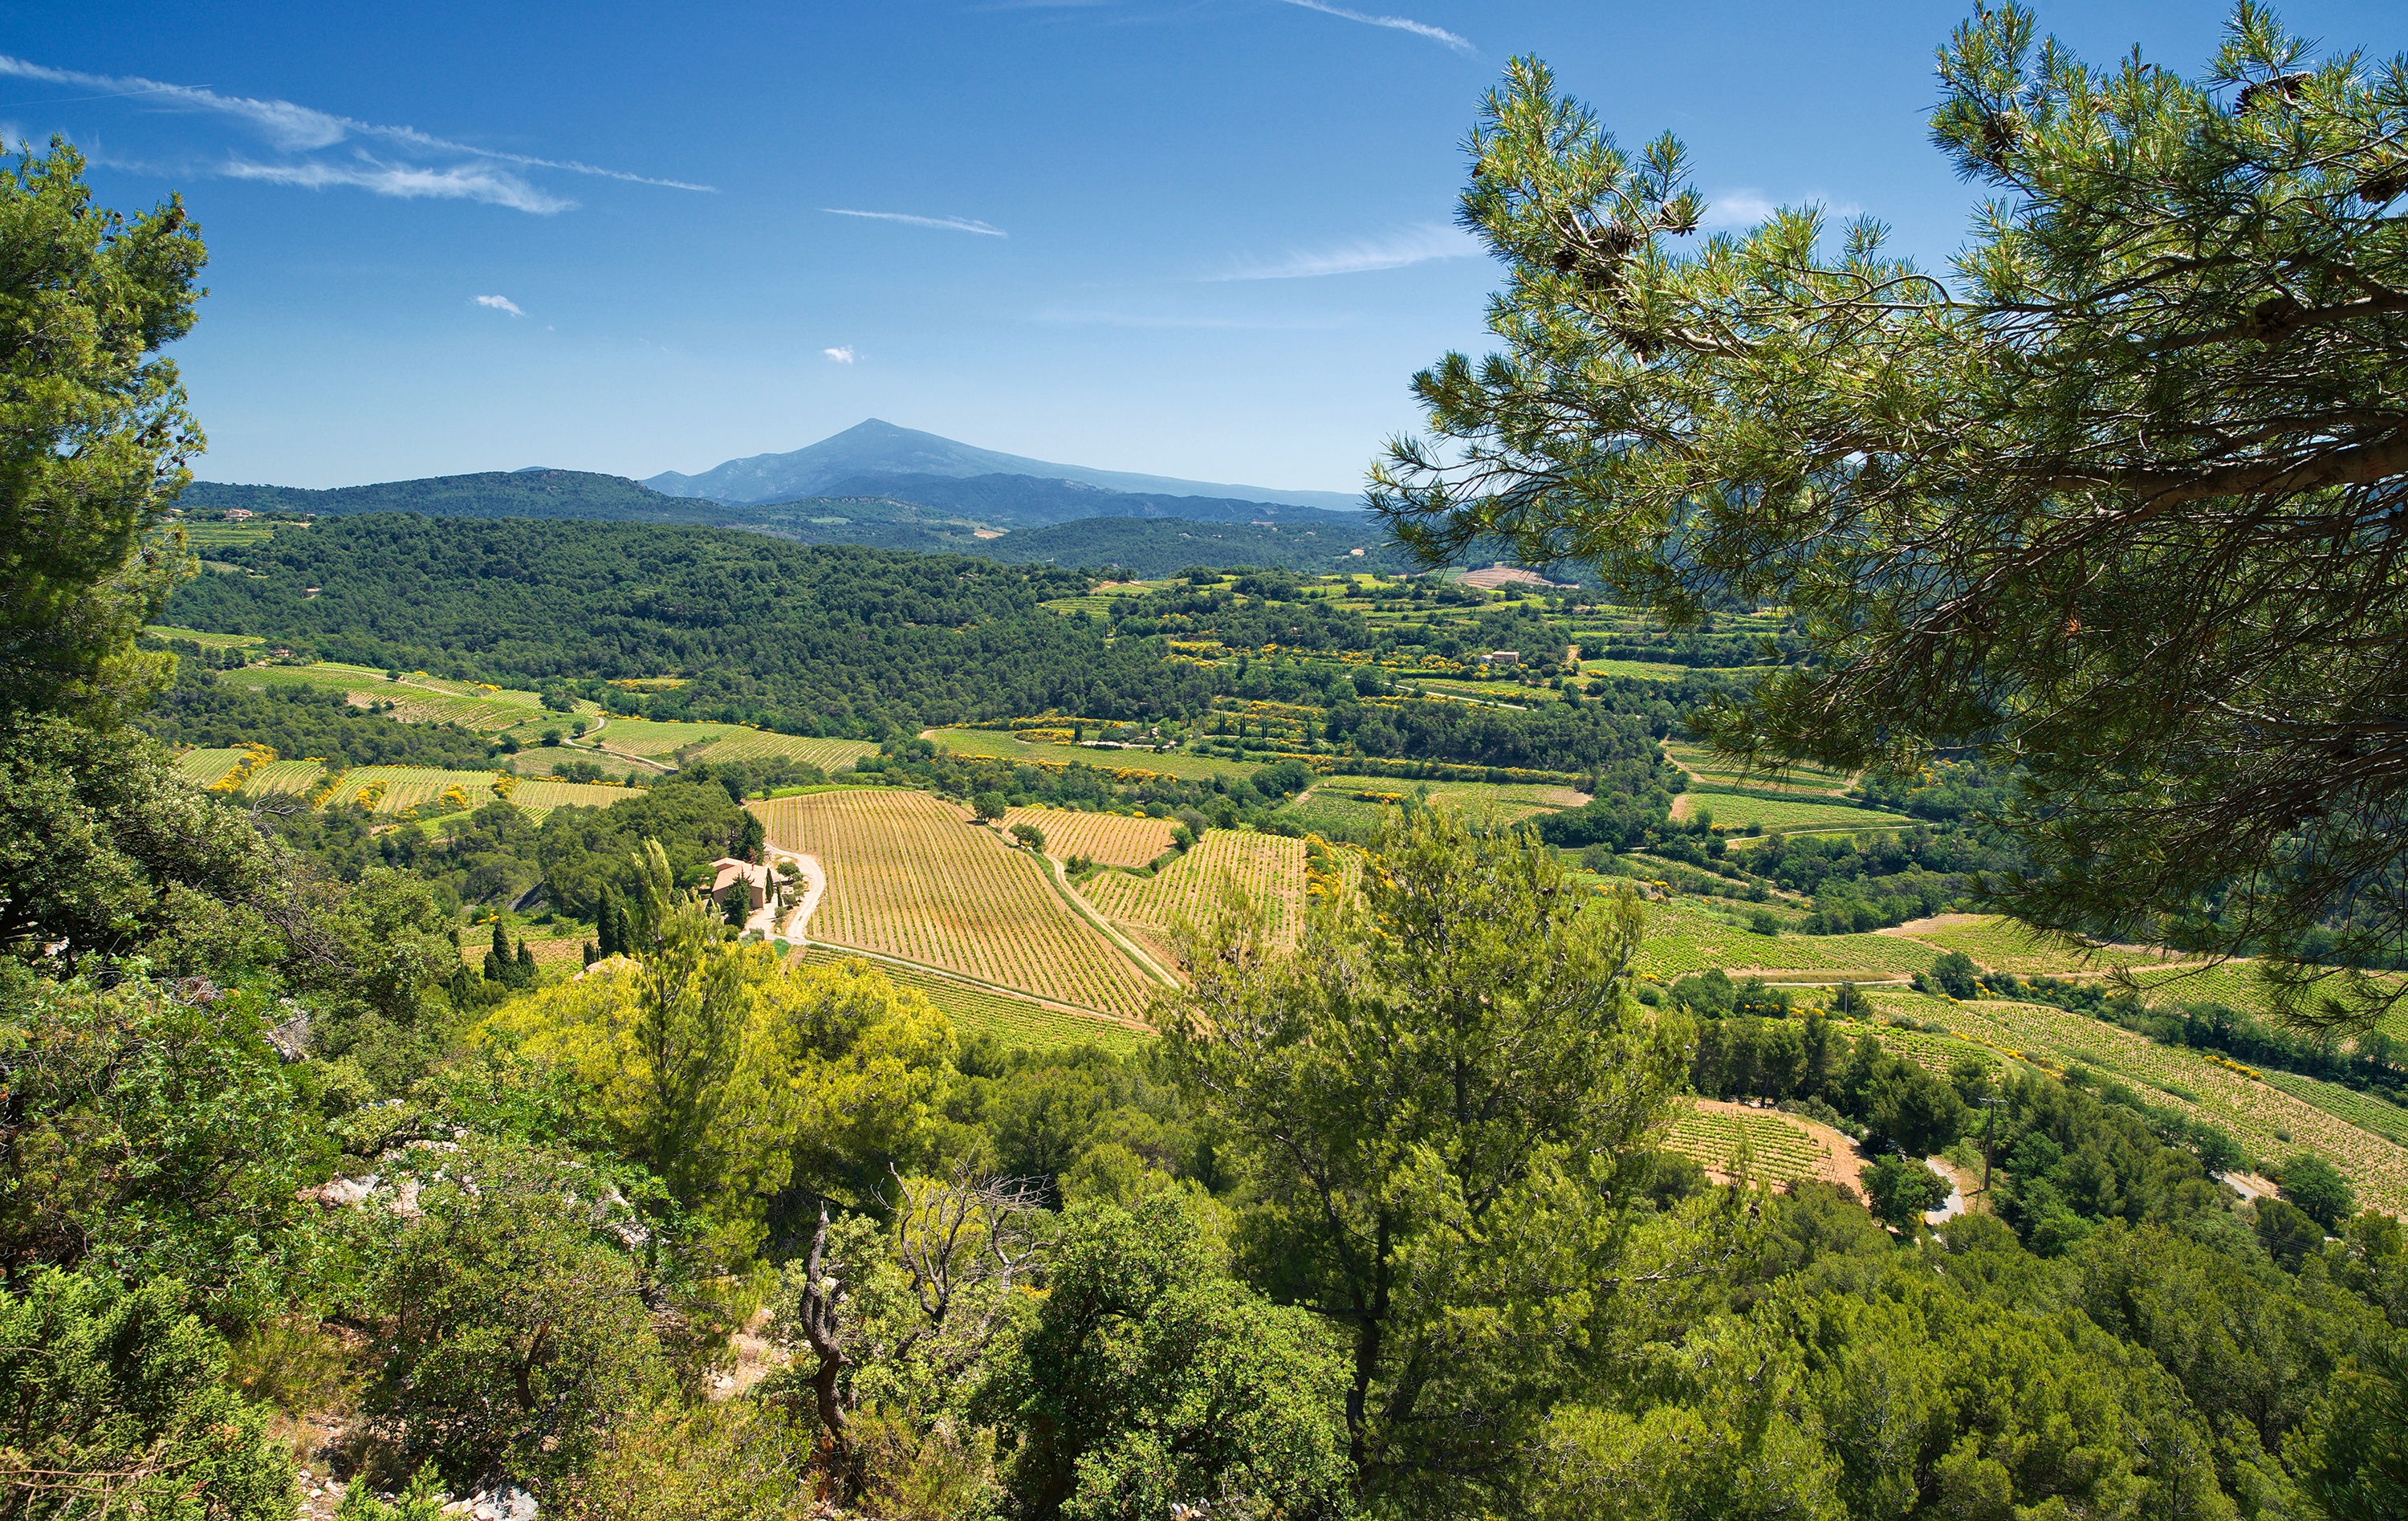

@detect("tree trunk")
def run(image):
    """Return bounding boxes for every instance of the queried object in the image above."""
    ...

[796,1204,856,1483]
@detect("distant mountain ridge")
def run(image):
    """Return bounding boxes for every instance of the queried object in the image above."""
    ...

[812,472,1363,528]
[181,470,740,524]
[645,418,1362,511]
[177,467,1412,575]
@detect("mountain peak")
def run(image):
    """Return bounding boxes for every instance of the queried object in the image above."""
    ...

[644,421,1360,512]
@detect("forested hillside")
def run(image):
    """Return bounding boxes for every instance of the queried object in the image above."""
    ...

[165,515,1210,735]
[184,470,738,523]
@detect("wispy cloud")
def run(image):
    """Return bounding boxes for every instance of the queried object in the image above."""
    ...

[225,157,572,214]
[474,294,524,315]
[1206,222,1478,281]
[821,208,1007,237]
[0,54,712,213]
[824,345,857,363]
[1271,0,1473,54]
[1701,190,1776,230]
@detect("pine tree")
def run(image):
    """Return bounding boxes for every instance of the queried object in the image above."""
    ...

[1376,13,2408,1029]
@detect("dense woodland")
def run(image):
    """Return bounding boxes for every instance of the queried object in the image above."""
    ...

[165,517,1203,735]
[165,514,1673,777]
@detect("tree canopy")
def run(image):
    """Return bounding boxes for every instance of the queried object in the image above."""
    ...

[1373,6,2408,1027]
[0,140,205,730]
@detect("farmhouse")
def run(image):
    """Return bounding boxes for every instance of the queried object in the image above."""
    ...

[1484,650,1520,665]
[707,856,771,912]
[223,507,255,520]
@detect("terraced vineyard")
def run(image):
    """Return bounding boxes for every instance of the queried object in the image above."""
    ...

[689,730,878,771]
[2258,1072,2408,1148]
[176,748,248,787]
[583,718,874,774]
[751,789,1157,1019]
[323,767,508,815]
[246,760,325,796]
[504,778,636,821]
[1001,807,1176,868]
[1663,1102,1839,1190]
[581,718,746,757]
[789,946,1145,1055]
[1083,829,1310,951]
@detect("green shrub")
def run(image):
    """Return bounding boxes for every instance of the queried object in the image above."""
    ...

[0,1270,297,1521]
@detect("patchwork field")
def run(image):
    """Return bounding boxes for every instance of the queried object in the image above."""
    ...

[1083,829,1310,958]
[926,726,1260,782]
[1001,807,1176,868]
[789,946,1145,1055]
[751,789,1158,1020]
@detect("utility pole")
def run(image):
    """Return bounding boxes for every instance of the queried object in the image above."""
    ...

[1977,1096,2007,1197]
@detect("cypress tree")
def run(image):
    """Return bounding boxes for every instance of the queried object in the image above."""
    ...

[596,888,623,957]
[515,939,537,986]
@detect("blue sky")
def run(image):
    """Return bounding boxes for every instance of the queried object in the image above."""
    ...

[13,0,2397,493]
